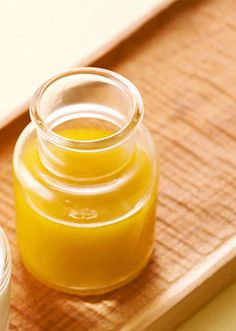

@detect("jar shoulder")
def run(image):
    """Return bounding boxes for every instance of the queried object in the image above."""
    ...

[13,123,158,223]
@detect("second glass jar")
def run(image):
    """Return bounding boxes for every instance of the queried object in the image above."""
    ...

[13,68,158,295]
[0,227,11,330]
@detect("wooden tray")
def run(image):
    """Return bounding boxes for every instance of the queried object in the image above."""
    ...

[1,0,236,330]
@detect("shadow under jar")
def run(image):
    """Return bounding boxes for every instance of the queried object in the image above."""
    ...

[13,68,159,295]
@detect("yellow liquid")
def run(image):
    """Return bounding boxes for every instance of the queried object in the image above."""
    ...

[14,127,157,294]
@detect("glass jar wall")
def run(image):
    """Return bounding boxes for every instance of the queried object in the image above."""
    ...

[0,227,11,330]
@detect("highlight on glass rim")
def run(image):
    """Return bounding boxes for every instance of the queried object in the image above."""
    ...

[1,1,235,330]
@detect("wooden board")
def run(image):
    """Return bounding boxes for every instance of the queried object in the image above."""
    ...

[0,0,236,330]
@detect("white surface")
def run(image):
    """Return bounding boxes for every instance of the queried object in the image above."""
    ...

[0,0,164,127]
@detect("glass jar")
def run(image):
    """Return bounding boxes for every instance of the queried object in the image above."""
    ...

[13,68,158,295]
[0,227,11,330]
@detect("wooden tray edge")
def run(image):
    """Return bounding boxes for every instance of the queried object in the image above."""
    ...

[123,236,236,331]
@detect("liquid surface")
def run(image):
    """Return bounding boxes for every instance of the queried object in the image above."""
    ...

[14,125,157,294]
[55,126,113,140]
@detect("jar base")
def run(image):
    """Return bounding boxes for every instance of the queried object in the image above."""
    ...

[21,249,153,296]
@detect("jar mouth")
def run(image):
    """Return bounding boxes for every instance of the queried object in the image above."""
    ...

[0,228,11,295]
[30,67,144,151]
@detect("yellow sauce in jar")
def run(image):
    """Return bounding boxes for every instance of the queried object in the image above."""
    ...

[14,126,157,294]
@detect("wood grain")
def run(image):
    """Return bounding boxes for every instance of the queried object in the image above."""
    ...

[0,0,236,330]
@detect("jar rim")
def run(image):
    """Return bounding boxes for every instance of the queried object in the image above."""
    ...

[30,67,144,151]
[0,227,11,295]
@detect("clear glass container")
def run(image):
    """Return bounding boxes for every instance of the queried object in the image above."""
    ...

[13,68,159,295]
[0,227,11,330]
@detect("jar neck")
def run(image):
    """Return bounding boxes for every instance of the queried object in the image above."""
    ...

[30,68,143,179]
[37,130,137,180]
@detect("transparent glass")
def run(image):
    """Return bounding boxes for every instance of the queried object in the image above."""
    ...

[13,68,158,295]
[0,227,11,330]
